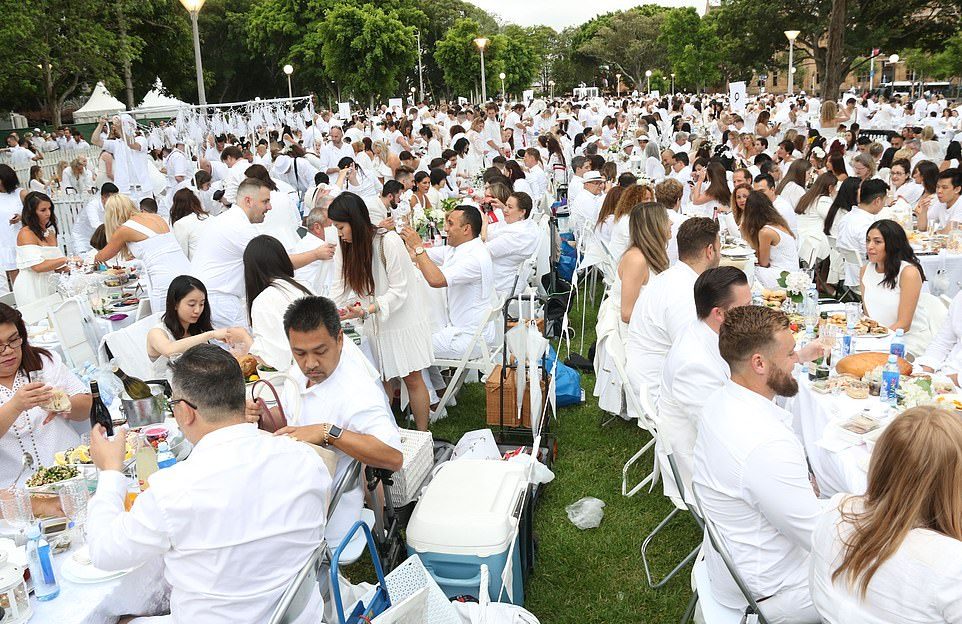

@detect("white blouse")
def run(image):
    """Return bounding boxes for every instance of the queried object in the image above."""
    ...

[248,279,313,371]
[172,212,207,260]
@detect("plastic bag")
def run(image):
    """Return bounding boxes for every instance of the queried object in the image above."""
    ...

[506,453,555,485]
[565,497,606,530]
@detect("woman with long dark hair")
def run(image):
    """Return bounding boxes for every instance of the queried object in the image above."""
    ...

[0,303,92,486]
[741,190,799,289]
[795,172,837,267]
[913,160,943,232]
[0,165,25,287]
[328,192,433,430]
[170,187,208,260]
[811,406,962,622]
[13,192,67,305]
[690,161,731,218]
[860,219,932,353]
[147,275,251,378]
[243,235,313,370]
[776,159,811,211]
[504,160,533,197]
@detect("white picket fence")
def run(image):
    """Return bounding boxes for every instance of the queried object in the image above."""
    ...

[1,147,103,188]
[52,193,90,256]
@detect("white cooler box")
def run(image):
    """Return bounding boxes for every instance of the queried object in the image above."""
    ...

[405,459,527,605]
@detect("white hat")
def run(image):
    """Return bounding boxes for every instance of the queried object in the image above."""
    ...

[583,171,604,183]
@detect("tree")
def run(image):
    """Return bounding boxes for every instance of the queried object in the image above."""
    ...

[577,6,669,89]
[435,18,501,98]
[492,32,540,98]
[712,0,961,101]
[309,5,417,104]
[659,8,722,92]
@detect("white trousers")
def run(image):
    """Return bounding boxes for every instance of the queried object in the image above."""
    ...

[758,583,821,624]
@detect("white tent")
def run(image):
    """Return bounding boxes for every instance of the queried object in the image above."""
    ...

[133,78,187,120]
[73,81,126,123]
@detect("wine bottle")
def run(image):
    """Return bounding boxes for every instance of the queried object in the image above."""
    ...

[89,381,114,437]
[114,367,152,400]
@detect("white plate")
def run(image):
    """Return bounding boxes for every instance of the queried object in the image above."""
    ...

[59,546,136,584]
[721,247,752,257]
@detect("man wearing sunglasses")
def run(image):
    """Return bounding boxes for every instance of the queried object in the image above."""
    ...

[88,345,331,624]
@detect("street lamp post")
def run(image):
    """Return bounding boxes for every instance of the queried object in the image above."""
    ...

[474,37,488,104]
[645,70,652,94]
[499,72,506,100]
[283,64,293,99]
[784,30,800,95]
[548,80,555,99]
[615,73,621,97]
[179,0,208,106]
[671,73,675,96]
[415,29,425,102]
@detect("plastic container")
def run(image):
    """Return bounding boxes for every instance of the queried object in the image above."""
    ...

[406,460,527,605]
[25,524,59,601]
[890,329,905,359]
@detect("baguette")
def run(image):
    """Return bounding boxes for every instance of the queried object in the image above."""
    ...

[835,352,912,378]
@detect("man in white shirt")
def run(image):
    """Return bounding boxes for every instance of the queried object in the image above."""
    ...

[754,173,797,232]
[482,104,503,164]
[2,135,38,165]
[835,178,888,284]
[671,131,691,157]
[625,217,721,401]
[192,178,332,328]
[318,126,355,174]
[162,141,190,217]
[668,153,693,207]
[522,148,548,202]
[936,168,962,227]
[250,297,403,548]
[918,287,962,382]
[401,206,496,359]
[91,116,153,202]
[71,182,118,254]
[486,192,542,298]
[293,203,338,296]
[658,266,750,505]
[88,345,331,624]
[220,145,250,207]
[363,180,402,228]
[566,156,589,205]
[569,170,605,238]
[692,306,822,624]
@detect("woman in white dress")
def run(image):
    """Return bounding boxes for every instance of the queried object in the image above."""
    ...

[243,235,314,371]
[169,188,208,260]
[775,159,810,212]
[0,165,26,287]
[95,194,193,315]
[794,172,836,267]
[815,100,850,139]
[13,192,67,306]
[810,406,962,623]
[27,166,48,194]
[741,190,799,289]
[328,192,433,431]
[146,275,251,379]
[505,160,534,198]
[689,162,731,219]
[860,219,931,355]
[0,303,91,488]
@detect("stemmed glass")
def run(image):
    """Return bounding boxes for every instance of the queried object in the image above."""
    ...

[58,480,89,544]
[0,488,35,541]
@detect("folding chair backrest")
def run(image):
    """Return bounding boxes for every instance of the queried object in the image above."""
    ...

[690,484,770,624]
[266,543,328,624]
[102,312,163,380]
[17,292,64,325]
[49,298,97,367]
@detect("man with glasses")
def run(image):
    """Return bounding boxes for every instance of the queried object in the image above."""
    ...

[88,345,331,624]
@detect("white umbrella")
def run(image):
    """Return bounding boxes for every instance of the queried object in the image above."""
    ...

[504,295,549,436]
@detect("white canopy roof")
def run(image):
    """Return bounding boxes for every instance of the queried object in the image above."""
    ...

[134,78,187,118]
[73,81,125,123]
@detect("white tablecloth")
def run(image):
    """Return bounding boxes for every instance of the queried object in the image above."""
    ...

[32,550,169,624]
[918,251,962,298]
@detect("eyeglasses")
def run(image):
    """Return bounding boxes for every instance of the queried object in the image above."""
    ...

[0,335,23,354]
[169,398,197,410]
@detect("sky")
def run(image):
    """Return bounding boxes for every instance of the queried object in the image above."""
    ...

[466,0,708,30]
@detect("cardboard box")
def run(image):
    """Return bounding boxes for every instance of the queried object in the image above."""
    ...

[485,365,547,429]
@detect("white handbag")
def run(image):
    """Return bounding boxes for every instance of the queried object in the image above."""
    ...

[451,565,541,624]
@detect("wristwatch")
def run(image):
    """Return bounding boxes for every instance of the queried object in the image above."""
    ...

[323,424,343,446]
[414,246,425,256]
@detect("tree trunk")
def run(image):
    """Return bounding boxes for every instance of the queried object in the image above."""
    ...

[44,63,59,128]
[822,0,848,101]
[116,2,135,110]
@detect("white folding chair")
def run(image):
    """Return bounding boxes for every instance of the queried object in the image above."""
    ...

[325,460,376,568]
[49,298,98,367]
[838,246,865,300]
[16,292,64,325]
[134,297,152,321]
[432,294,506,417]
[100,312,163,380]
[682,484,771,624]
[266,542,329,624]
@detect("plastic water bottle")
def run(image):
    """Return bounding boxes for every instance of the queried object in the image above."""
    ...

[890,329,905,359]
[802,286,819,329]
[156,441,177,470]
[26,524,59,601]
[881,354,901,406]
[800,325,815,376]
[841,321,856,357]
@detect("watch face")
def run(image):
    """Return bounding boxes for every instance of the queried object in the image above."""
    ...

[329,425,343,439]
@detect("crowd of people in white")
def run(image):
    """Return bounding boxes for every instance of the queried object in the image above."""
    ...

[0,85,961,622]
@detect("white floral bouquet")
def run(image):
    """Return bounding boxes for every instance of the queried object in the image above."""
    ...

[899,377,934,409]
[777,271,813,304]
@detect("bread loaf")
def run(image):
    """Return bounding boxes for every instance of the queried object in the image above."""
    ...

[236,354,258,378]
[835,352,912,378]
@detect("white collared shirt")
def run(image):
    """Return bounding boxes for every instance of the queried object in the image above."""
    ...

[625,261,699,398]
[811,493,962,623]
[692,380,821,608]
[281,343,400,545]
[87,423,331,624]
[222,159,251,205]
[487,217,541,297]
[192,206,258,299]
[945,195,962,225]
[917,289,962,374]
[427,237,496,341]
[835,206,879,282]
[569,189,603,238]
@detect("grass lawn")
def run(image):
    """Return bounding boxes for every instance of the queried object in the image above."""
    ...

[429,286,702,623]
[352,283,702,622]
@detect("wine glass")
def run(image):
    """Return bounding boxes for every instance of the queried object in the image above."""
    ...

[58,480,89,544]
[0,488,35,539]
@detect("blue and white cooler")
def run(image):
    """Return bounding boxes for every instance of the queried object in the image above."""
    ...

[406,459,527,605]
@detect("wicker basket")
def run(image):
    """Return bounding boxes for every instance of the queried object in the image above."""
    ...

[390,429,434,507]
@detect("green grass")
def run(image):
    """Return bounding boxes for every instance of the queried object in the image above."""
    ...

[355,284,702,622]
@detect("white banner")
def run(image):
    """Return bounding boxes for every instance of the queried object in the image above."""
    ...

[522,89,534,104]
[337,102,351,119]
[388,98,403,112]
[729,81,747,112]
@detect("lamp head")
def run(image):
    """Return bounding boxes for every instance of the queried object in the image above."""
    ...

[474,37,488,51]
[179,0,206,12]
[784,30,800,41]
[645,70,652,77]
[283,64,293,76]
[499,72,506,80]
[889,54,900,64]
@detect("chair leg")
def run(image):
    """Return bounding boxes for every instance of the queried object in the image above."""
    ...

[642,507,700,589]
[680,588,698,624]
